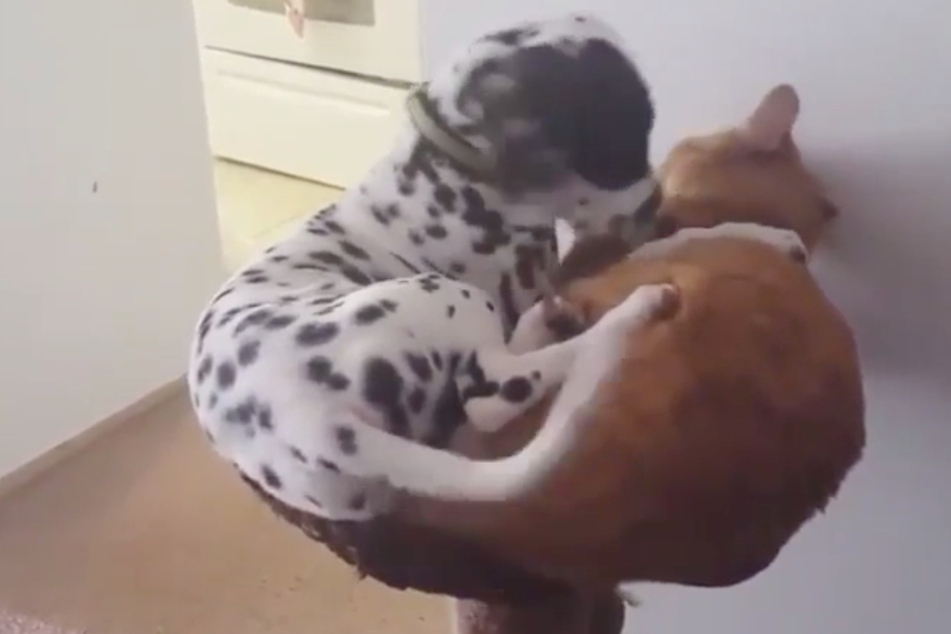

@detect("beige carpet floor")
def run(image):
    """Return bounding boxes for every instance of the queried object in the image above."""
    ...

[0,389,447,634]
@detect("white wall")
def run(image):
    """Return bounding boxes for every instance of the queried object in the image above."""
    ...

[421,2,951,632]
[0,0,223,476]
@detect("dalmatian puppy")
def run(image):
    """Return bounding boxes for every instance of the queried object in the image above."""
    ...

[187,13,806,522]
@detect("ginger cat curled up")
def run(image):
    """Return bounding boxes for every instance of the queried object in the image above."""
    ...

[398,84,866,593]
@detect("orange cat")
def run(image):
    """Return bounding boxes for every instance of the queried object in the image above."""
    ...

[399,84,866,593]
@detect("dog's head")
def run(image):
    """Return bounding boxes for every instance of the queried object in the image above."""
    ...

[423,14,659,241]
[656,84,839,252]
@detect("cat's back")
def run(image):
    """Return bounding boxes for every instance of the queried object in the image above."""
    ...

[426,239,865,589]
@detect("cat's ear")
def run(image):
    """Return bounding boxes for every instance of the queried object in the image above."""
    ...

[740,84,800,151]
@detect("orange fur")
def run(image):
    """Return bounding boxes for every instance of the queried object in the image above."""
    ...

[398,84,866,592]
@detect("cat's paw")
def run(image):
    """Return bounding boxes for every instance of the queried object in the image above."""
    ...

[688,222,807,262]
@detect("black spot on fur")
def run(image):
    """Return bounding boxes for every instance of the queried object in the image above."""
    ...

[461,288,471,299]
[398,178,415,196]
[196,355,214,384]
[354,304,386,325]
[297,322,340,346]
[235,309,273,335]
[460,187,509,255]
[501,377,533,403]
[306,357,333,383]
[419,275,441,293]
[293,263,321,271]
[405,353,433,382]
[327,374,351,391]
[371,205,391,226]
[245,275,269,284]
[258,406,273,431]
[430,351,444,370]
[237,340,261,366]
[318,458,340,472]
[408,387,427,414]
[261,465,282,489]
[196,311,214,350]
[216,362,236,390]
[335,425,358,455]
[216,308,241,328]
[289,446,307,463]
[363,358,409,437]
[427,205,442,220]
[433,184,457,211]
[265,314,296,330]
[425,224,449,239]
[486,301,496,312]
[325,219,345,234]
[449,262,467,276]
[310,251,344,265]
[341,266,373,285]
[305,495,323,508]
[339,240,370,260]
[531,370,542,380]
[408,230,425,246]
[380,299,399,312]
[447,305,456,318]
[224,400,255,425]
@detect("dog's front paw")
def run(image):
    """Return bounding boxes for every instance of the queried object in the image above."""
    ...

[594,283,679,334]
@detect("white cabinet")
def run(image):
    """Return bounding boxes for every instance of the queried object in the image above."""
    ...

[193,0,421,83]
[194,0,421,187]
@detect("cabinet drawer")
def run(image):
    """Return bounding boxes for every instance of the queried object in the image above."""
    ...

[202,49,408,188]
[193,0,422,83]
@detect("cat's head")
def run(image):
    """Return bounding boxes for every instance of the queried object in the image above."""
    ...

[655,84,838,252]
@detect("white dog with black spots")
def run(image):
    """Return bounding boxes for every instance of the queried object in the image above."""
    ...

[187,13,806,522]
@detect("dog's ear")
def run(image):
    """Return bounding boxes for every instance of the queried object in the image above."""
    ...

[568,40,654,190]
[463,40,654,194]
[740,84,800,152]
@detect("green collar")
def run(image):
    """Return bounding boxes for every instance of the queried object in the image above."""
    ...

[405,83,497,178]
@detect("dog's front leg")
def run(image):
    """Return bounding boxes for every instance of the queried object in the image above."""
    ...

[461,284,677,434]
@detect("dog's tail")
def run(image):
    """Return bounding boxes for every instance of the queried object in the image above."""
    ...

[325,330,624,504]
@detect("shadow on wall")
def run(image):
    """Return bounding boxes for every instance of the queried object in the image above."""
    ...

[808,131,951,384]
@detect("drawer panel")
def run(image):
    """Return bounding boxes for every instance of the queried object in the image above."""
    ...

[202,49,408,188]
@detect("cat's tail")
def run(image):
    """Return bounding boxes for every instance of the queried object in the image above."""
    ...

[326,329,625,505]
